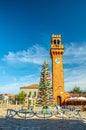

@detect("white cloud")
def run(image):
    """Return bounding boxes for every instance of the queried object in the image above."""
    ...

[65,42,86,56]
[64,42,86,91]
[18,74,40,86]
[3,44,49,65]
[0,83,19,94]
[64,67,86,91]
[0,74,40,94]
[1,42,86,93]
[64,42,86,64]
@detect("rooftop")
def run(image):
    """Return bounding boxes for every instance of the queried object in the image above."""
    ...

[20,84,38,89]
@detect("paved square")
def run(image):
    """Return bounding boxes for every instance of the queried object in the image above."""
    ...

[0,118,86,130]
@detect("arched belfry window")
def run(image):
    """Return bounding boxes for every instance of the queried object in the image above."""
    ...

[57,40,60,44]
[54,40,56,44]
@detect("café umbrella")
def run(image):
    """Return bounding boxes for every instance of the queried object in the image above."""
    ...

[78,97,86,100]
[65,97,86,105]
[66,97,86,101]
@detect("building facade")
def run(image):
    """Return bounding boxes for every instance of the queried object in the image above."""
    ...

[20,84,38,106]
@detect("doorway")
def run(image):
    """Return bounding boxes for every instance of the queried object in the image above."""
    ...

[57,96,61,106]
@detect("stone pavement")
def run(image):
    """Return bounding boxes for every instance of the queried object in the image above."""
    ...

[0,108,86,130]
[0,118,86,130]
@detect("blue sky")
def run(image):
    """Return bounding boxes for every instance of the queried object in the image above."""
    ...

[0,0,86,94]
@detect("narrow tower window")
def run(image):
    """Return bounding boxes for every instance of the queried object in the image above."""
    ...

[57,40,60,45]
[54,40,56,44]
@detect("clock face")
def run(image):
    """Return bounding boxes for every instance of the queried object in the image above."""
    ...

[55,59,60,64]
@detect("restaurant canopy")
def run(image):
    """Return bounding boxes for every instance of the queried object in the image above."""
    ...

[65,96,86,105]
[65,96,86,101]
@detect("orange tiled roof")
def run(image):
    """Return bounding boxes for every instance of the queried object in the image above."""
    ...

[20,84,38,89]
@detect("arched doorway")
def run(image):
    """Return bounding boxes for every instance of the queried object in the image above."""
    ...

[57,96,61,106]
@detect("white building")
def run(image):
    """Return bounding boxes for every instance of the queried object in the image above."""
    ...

[20,84,38,105]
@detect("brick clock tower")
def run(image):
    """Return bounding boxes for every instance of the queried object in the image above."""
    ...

[50,34,68,106]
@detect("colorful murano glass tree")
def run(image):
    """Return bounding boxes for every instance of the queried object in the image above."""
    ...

[38,61,54,107]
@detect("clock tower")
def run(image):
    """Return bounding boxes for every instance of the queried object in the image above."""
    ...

[50,34,65,105]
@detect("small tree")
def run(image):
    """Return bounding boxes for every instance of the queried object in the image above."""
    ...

[16,91,26,104]
[70,86,82,92]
